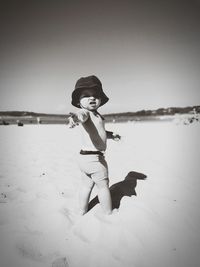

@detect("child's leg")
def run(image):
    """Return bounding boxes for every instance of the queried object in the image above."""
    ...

[79,172,94,215]
[95,179,112,215]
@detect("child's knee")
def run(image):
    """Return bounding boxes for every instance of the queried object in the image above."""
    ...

[82,180,94,190]
[81,173,94,188]
[95,178,109,189]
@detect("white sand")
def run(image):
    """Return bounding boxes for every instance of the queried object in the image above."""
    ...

[0,121,200,267]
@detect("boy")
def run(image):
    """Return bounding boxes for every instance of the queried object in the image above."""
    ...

[69,75,120,215]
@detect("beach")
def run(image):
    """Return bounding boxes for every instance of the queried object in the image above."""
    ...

[0,120,200,267]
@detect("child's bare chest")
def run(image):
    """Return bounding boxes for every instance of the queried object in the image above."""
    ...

[82,112,106,136]
[90,112,104,128]
[80,111,107,150]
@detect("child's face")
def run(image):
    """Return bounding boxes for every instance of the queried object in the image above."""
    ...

[79,88,101,110]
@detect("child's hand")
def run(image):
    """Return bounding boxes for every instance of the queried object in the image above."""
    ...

[112,133,121,141]
[68,113,79,128]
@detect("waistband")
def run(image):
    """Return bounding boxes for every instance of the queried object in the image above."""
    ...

[80,150,104,156]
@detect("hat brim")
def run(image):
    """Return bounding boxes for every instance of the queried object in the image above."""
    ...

[71,86,109,108]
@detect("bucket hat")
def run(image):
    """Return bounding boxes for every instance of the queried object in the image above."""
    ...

[71,75,109,108]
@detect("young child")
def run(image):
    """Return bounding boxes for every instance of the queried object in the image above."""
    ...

[69,75,121,215]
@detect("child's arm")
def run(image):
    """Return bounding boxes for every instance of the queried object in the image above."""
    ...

[68,109,89,128]
[106,130,121,141]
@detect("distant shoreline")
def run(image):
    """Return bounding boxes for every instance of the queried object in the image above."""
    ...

[0,105,199,125]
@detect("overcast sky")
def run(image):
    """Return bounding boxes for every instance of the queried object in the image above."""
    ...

[0,0,200,114]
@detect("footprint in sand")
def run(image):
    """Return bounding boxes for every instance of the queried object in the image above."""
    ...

[52,257,69,267]
[16,240,44,262]
[0,192,7,203]
[60,207,82,226]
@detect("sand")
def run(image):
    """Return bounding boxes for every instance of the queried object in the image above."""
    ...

[0,120,200,267]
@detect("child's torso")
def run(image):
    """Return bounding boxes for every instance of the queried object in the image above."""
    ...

[80,111,107,151]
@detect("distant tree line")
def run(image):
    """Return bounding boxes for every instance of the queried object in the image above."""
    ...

[103,106,200,122]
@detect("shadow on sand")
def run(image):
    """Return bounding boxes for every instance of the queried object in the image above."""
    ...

[88,171,147,211]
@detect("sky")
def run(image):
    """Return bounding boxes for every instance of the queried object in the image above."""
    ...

[0,0,200,114]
